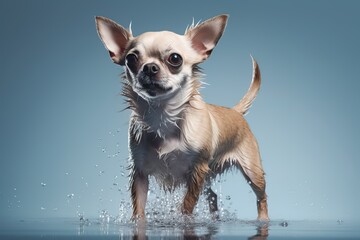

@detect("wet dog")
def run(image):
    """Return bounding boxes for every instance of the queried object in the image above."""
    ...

[95,14,269,221]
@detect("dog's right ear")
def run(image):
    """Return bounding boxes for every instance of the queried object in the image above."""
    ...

[95,16,132,65]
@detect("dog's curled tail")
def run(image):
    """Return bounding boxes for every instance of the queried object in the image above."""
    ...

[233,56,261,115]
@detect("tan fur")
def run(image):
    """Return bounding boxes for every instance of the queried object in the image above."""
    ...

[96,14,269,221]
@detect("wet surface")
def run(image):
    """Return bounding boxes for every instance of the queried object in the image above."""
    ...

[0,218,359,239]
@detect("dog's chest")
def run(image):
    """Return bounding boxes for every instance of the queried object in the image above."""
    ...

[134,135,196,187]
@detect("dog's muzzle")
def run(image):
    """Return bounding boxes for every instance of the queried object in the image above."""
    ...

[137,63,172,97]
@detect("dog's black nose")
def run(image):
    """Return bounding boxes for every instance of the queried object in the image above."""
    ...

[143,63,159,76]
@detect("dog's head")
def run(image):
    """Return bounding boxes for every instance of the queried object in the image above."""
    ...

[96,15,228,100]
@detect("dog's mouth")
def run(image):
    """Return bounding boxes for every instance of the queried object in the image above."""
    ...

[137,75,173,97]
[141,82,172,96]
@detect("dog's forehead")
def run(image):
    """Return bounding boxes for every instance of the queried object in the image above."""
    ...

[133,31,190,54]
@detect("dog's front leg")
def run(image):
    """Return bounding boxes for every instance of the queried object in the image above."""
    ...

[130,169,149,221]
[182,162,209,215]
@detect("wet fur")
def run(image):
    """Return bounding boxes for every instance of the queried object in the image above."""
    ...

[96,15,269,221]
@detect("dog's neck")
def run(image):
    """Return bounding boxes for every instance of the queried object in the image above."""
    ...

[123,70,202,140]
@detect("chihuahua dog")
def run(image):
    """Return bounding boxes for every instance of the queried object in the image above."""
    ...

[95,14,269,221]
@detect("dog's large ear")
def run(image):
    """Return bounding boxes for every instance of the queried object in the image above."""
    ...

[185,15,228,61]
[95,16,133,65]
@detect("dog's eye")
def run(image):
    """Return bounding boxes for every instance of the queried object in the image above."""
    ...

[126,53,138,64]
[167,53,183,67]
[125,53,138,69]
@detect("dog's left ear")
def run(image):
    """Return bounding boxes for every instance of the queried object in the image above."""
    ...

[95,16,133,65]
[185,15,228,61]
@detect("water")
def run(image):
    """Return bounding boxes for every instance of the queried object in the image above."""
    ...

[2,184,360,239]
[2,131,359,239]
[0,218,359,239]
[3,183,359,239]
[2,178,360,239]
[2,181,359,239]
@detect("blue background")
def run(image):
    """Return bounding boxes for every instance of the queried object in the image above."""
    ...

[1,0,359,221]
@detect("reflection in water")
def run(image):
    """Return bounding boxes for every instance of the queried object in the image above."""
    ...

[129,220,269,240]
[248,222,269,240]
[132,221,219,240]
[77,213,271,239]
[3,218,360,239]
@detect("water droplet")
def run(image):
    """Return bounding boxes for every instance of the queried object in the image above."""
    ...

[14,188,17,191]
[99,209,110,223]
[67,193,75,199]
[280,221,288,227]
[120,171,125,177]
[102,148,106,153]
[248,181,252,185]
[41,182,47,187]
[225,195,231,200]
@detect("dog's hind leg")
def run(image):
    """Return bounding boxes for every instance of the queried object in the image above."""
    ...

[238,144,269,221]
[205,186,218,213]
[236,137,269,221]
[242,167,269,221]
[221,156,269,221]
[204,178,219,219]
[217,132,269,221]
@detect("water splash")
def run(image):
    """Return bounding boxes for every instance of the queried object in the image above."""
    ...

[67,193,75,199]
[111,176,236,226]
[279,221,289,227]
[99,209,111,224]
